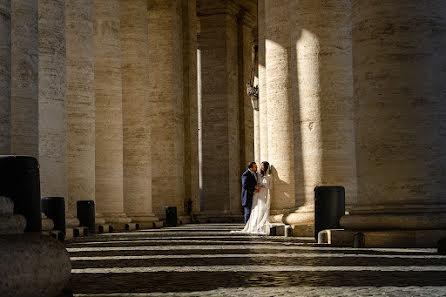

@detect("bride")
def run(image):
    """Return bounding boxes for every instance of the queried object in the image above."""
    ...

[239,161,273,235]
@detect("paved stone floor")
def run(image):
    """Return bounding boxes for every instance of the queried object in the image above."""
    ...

[66,224,446,296]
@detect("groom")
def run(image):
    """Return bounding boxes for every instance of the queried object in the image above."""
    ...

[241,161,261,223]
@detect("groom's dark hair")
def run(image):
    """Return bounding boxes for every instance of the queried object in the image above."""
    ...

[248,161,256,169]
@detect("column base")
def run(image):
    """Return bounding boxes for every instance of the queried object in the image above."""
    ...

[269,206,314,237]
[197,212,243,223]
[127,214,161,230]
[66,214,80,229]
[96,212,131,231]
[319,228,446,248]
[341,213,446,230]
[0,233,71,297]
[41,213,54,231]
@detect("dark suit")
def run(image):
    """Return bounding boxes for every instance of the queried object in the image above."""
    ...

[241,169,257,223]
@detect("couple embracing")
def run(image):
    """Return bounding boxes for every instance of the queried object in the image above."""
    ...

[239,161,273,235]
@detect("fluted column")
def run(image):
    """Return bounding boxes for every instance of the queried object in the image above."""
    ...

[38,0,67,202]
[93,0,129,225]
[340,1,446,247]
[265,0,295,219]
[198,0,241,220]
[66,0,95,225]
[182,0,200,216]
[0,0,10,154]
[120,0,157,225]
[258,0,267,163]
[10,0,38,157]
[148,0,185,219]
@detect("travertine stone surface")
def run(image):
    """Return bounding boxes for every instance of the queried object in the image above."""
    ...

[0,0,10,154]
[38,0,67,200]
[0,234,71,297]
[94,0,127,220]
[265,0,294,213]
[10,0,38,158]
[240,14,255,170]
[182,0,200,214]
[342,0,446,233]
[286,0,355,225]
[120,0,153,220]
[199,0,241,217]
[148,0,185,218]
[257,0,268,163]
[66,0,95,220]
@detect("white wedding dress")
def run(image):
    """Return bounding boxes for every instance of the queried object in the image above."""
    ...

[239,174,273,235]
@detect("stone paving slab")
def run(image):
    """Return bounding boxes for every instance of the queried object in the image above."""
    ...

[73,286,446,297]
[66,224,446,296]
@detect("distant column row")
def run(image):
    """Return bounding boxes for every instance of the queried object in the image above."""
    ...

[0,0,200,231]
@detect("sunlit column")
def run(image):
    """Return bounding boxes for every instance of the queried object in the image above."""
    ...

[341,1,446,247]
[120,0,157,226]
[283,0,355,229]
[182,0,200,216]
[0,0,10,154]
[66,0,95,225]
[93,0,129,226]
[147,0,185,219]
[265,0,295,219]
[257,0,268,163]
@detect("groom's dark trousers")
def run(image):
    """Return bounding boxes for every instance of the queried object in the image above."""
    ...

[241,169,257,223]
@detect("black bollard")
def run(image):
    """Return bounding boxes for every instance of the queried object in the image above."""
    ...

[165,206,177,227]
[0,155,42,232]
[314,186,345,241]
[77,200,95,232]
[41,197,66,234]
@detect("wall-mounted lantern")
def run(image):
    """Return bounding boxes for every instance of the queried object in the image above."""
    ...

[246,45,259,111]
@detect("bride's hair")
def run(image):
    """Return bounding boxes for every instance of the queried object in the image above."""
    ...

[261,161,270,176]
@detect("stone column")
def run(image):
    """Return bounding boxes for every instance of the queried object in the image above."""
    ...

[340,0,446,247]
[281,0,355,231]
[198,0,241,221]
[66,0,95,226]
[38,0,67,203]
[265,0,295,220]
[120,0,157,226]
[10,0,38,158]
[148,0,185,219]
[182,0,200,217]
[93,0,129,226]
[258,0,268,163]
[0,0,10,154]
[238,11,256,172]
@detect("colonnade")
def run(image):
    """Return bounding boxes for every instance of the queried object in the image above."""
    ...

[258,0,446,245]
[0,0,200,230]
[1,0,446,247]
